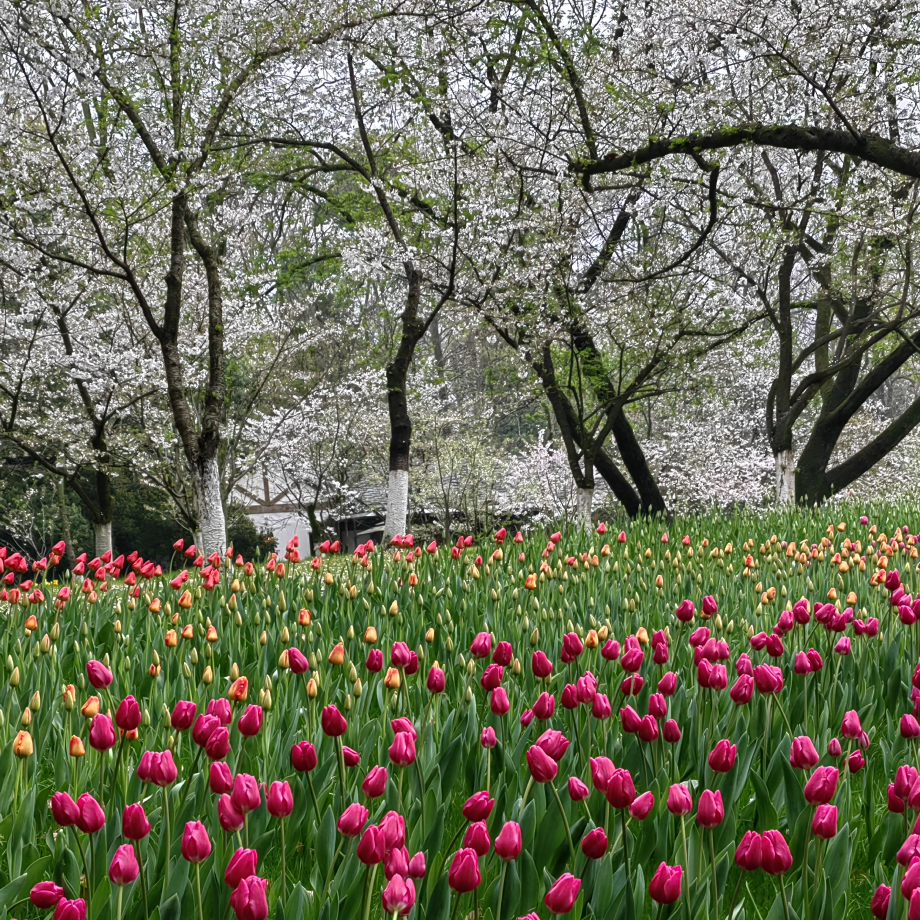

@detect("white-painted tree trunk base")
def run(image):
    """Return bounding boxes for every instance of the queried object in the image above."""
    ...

[194,455,226,555]
[775,450,796,505]
[94,521,113,557]
[576,487,594,530]
[384,469,409,542]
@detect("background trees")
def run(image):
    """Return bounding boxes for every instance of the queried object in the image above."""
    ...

[3,0,920,557]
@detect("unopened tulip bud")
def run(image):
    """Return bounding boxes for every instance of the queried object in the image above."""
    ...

[307,677,318,698]
[202,666,213,685]
[30,691,41,711]
[9,667,19,687]
[21,708,31,726]
[13,730,33,757]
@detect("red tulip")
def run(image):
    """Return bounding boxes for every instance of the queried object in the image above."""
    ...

[389,732,417,766]
[218,795,246,833]
[205,727,231,760]
[366,649,383,672]
[171,701,197,731]
[605,769,636,809]
[207,699,233,726]
[649,862,682,904]
[426,666,445,693]
[481,726,497,748]
[337,803,369,837]
[493,641,513,666]
[463,791,495,822]
[629,791,655,820]
[230,876,269,920]
[321,705,348,737]
[638,715,659,742]
[804,767,839,805]
[237,705,263,737]
[363,766,389,798]
[568,777,590,801]
[210,762,234,795]
[735,831,762,870]
[122,803,151,840]
[696,790,724,827]
[267,781,293,818]
[526,744,558,783]
[115,696,141,732]
[31,881,65,908]
[544,873,581,914]
[288,647,309,674]
[109,844,140,886]
[381,875,416,916]
[536,729,570,762]
[761,830,792,874]
[448,848,481,892]
[192,714,220,747]
[379,811,406,848]
[89,713,116,751]
[230,774,261,814]
[225,848,258,887]
[53,898,87,920]
[463,820,491,856]
[708,740,737,773]
[531,651,553,678]
[590,756,615,793]
[848,750,866,773]
[789,736,819,769]
[408,852,426,878]
[620,705,642,733]
[533,691,555,720]
[86,660,113,688]
[811,804,838,839]
[51,791,80,827]
[840,710,862,740]
[357,826,386,864]
[871,886,891,920]
[470,632,492,659]
[581,827,608,858]
[667,784,693,816]
[663,719,682,743]
[291,741,317,773]
[181,821,212,863]
[495,821,522,860]
[76,793,105,834]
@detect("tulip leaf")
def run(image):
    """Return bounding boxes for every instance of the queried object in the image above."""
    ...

[159,893,182,920]
[316,805,336,881]
[0,854,51,916]
[749,771,779,829]
[822,821,852,905]
[285,881,308,920]
[440,737,463,798]
[425,871,451,920]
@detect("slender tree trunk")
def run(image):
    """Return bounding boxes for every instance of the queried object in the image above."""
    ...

[383,269,424,542]
[94,521,113,558]
[575,486,594,531]
[774,449,796,504]
[193,454,226,555]
[57,478,76,568]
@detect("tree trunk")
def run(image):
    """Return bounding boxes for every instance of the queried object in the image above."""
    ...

[774,449,796,504]
[575,486,594,530]
[383,268,423,542]
[385,470,410,540]
[193,454,226,555]
[610,411,667,515]
[57,478,76,568]
[94,521,113,557]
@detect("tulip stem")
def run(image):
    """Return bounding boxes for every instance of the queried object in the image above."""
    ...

[496,859,508,920]
[336,738,348,811]
[163,785,171,894]
[779,875,792,920]
[306,773,322,823]
[773,696,793,737]
[708,828,718,920]
[110,733,127,806]
[551,783,576,860]
[726,873,742,920]
[195,862,203,920]
[414,755,427,834]
[281,819,287,906]
[321,839,345,903]
[621,809,632,894]
[138,836,150,919]
[177,746,203,819]
[69,827,90,899]
[519,776,535,816]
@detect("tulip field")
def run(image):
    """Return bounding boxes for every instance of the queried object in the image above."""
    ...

[5,509,920,920]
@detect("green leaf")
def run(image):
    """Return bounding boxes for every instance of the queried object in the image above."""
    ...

[317,806,336,881]
[160,893,182,920]
[426,872,451,920]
